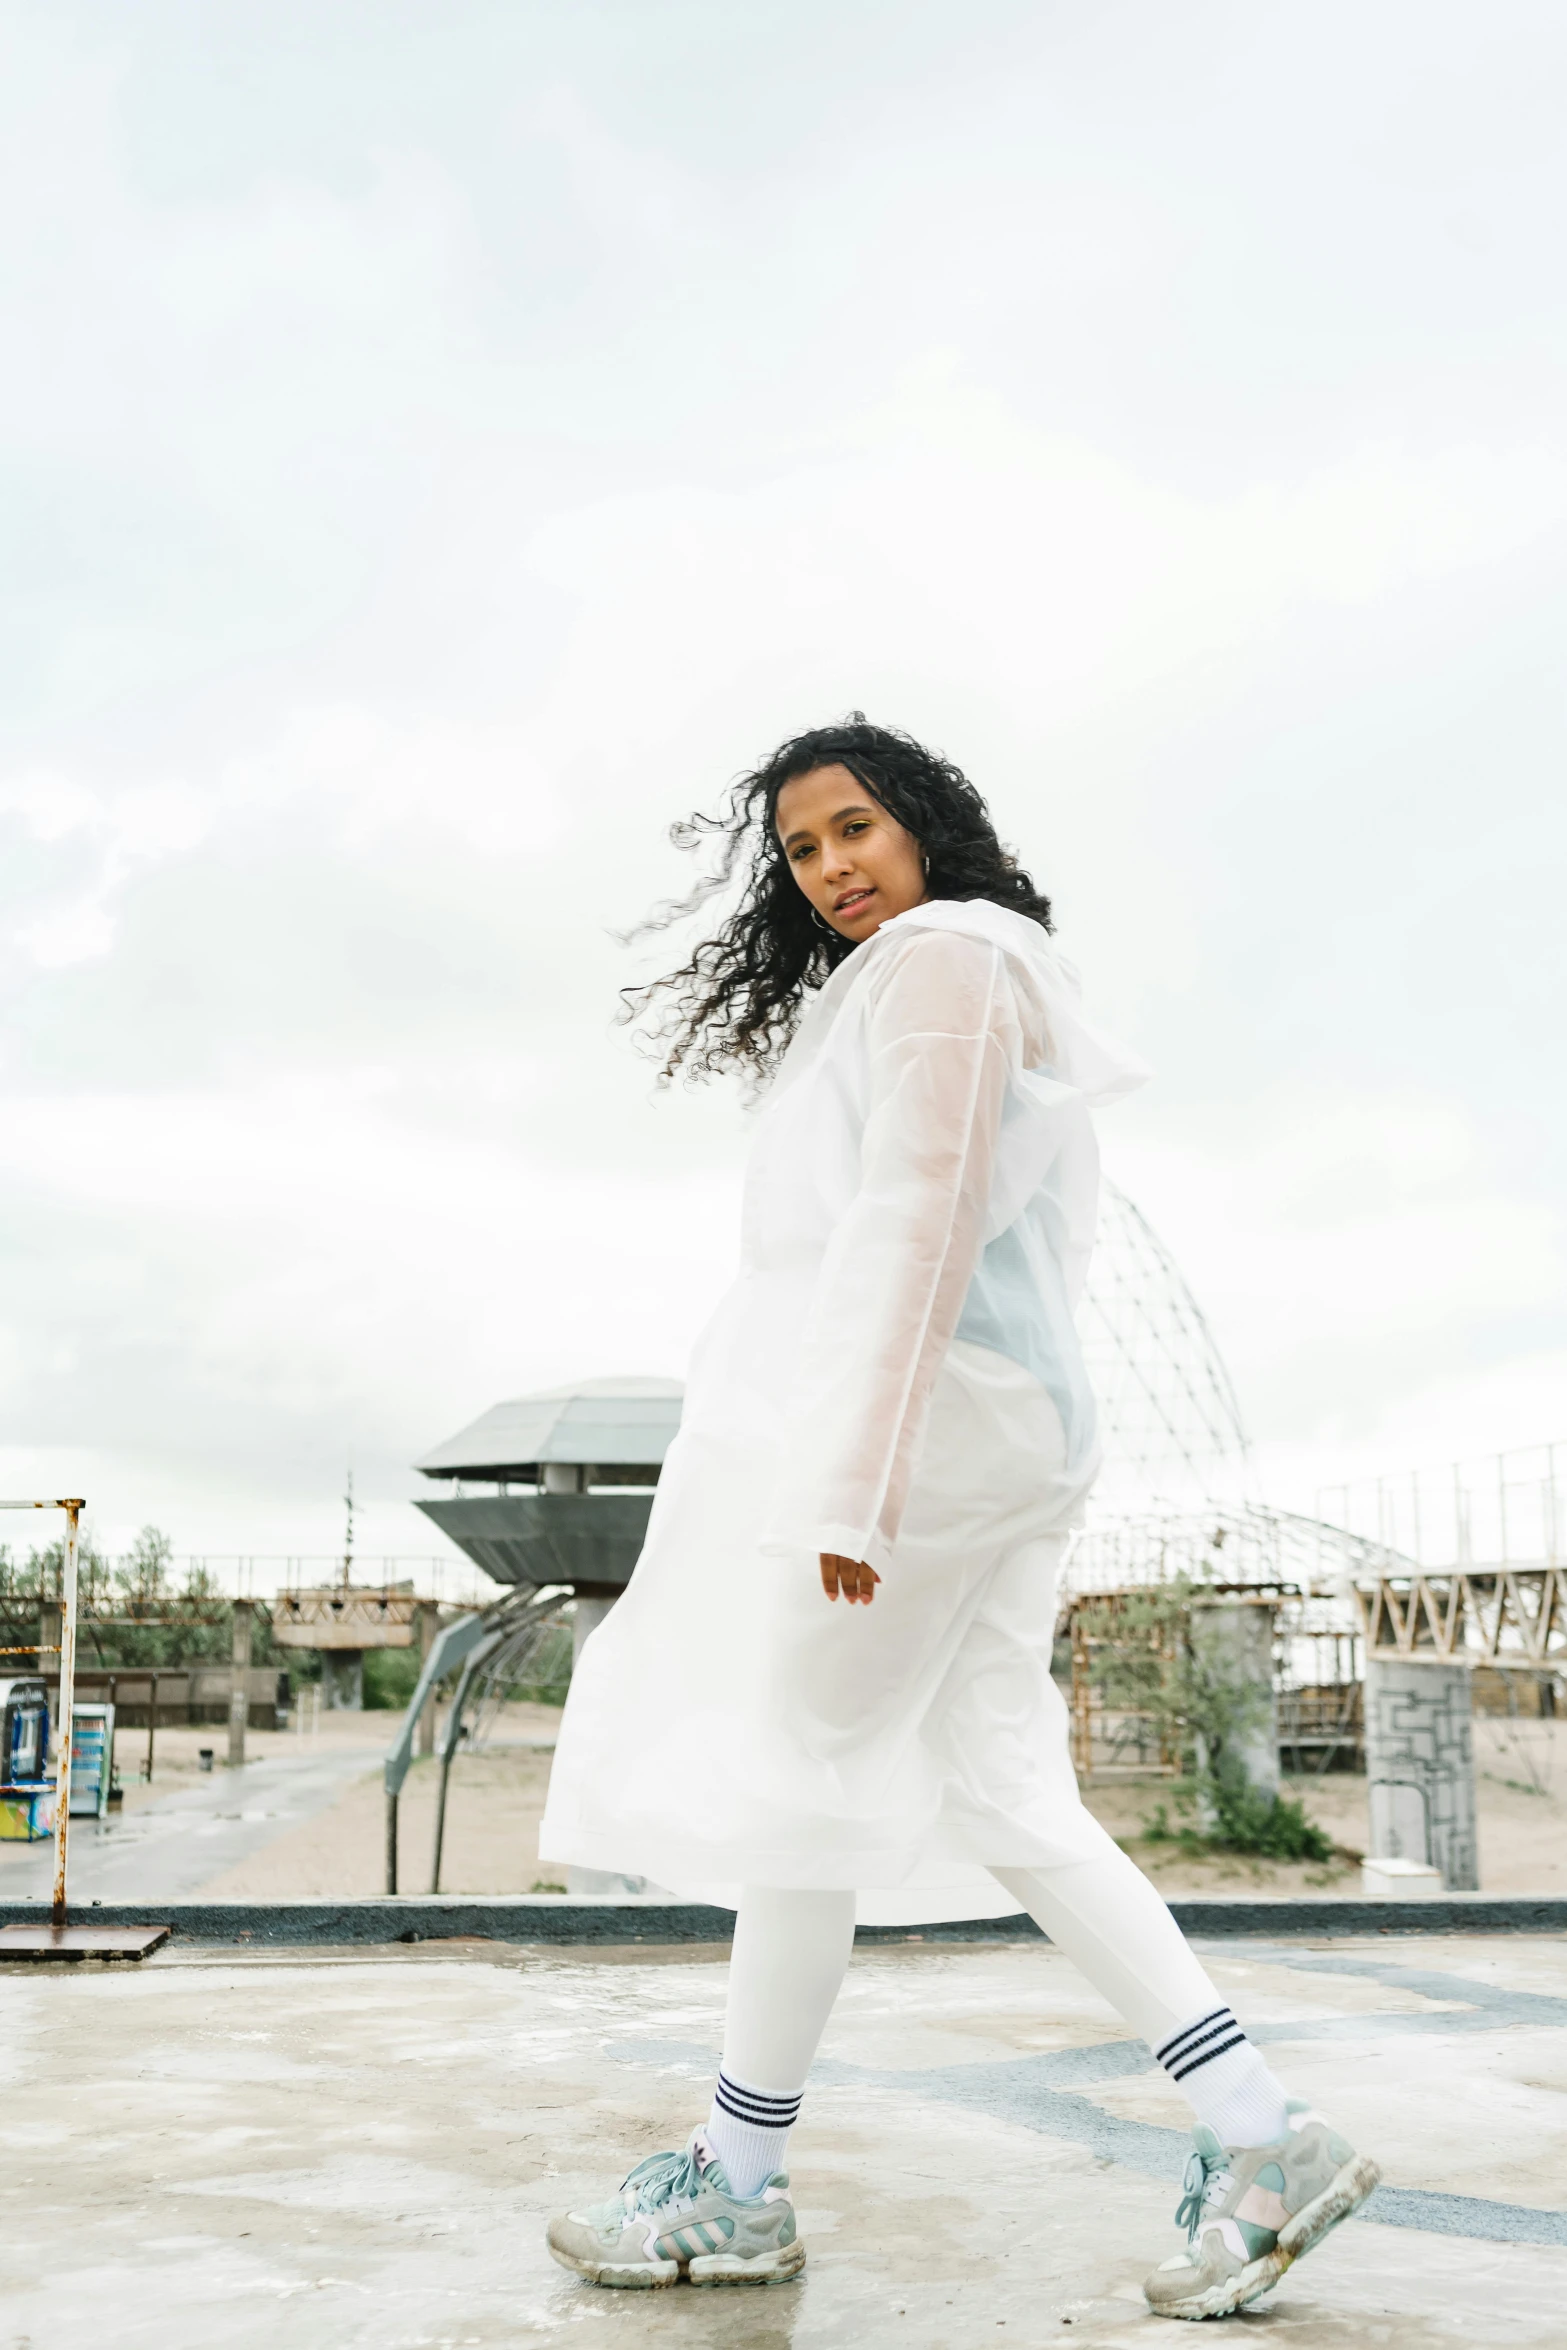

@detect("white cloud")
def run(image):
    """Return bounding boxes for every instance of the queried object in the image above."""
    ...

[0,3,1564,1564]
[1106,1084,1567,1479]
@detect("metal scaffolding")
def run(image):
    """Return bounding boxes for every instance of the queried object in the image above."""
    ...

[1072,1182,1565,1742]
[1065,1500,1397,1604]
[1079,1181,1253,1511]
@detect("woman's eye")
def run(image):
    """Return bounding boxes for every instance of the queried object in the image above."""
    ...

[843,820,869,837]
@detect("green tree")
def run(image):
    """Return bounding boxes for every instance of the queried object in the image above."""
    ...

[1078,1580,1333,1863]
[16,1527,231,1670]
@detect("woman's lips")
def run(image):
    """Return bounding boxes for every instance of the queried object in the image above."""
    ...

[834,887,874,916]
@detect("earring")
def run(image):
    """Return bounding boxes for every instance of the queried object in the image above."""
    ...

[811,908,834,934]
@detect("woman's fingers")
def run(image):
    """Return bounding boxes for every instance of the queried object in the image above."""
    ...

[819,1554,881,1605]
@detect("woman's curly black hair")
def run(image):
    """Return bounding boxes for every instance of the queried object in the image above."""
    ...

[625,714,1052,1084]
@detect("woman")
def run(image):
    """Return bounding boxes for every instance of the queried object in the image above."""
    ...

[540,717,1378,2319]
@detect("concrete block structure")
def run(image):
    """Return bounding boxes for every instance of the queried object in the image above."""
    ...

[412,1378,682,1592]
[1189,1598,1280,1799]
[1365,1655,1479,1890]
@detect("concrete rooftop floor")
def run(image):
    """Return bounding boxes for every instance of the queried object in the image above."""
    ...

[2,1931,1565,2349]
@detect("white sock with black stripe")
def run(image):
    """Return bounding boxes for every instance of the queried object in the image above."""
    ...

[704,2070,802,2198]
[1154,2005,1290,2150]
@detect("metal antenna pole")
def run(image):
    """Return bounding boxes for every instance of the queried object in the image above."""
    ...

[342,1465,354,1590]
[52,1500,84,1930]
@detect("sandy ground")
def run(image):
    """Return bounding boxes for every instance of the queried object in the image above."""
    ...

[86,1708,389,1803]
[1086,1710,1567,1895]
[194,1701,566,1899]
[175,1702,1567,1902]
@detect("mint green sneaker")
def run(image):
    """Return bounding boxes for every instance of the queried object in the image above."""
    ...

[545,2128,806,2289]
[1144,2101,1381,2320]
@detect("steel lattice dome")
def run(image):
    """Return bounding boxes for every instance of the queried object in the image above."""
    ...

[1078,1180,1253,1510]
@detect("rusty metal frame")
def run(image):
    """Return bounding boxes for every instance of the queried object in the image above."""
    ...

[0,1499,84,1924]
[1067,1590,1183,1780]
[1065,1580,1367,1781]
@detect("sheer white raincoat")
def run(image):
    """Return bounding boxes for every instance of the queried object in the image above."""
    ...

[540,898,1148,1923]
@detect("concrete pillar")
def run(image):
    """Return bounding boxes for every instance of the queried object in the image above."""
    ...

[571,1596,617,1668]
[1365,1656,1478,1890]
[564,1595,652,1898]
[1189,1600,1280,1800]
[416,1605,441,1757]
[228,1601,252,1768]
[322,1650,364,1710]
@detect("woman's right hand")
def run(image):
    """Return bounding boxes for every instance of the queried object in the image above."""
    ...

[820,1553,880,1605]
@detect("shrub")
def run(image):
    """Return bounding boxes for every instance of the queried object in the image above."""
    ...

[1081,1576,1335,1863]
[1144,1773,1334,1863]
[1205,1771,1334,1860]
[363,1646,423,1710]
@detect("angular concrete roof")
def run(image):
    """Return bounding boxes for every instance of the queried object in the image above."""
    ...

[414,1376,683,1479]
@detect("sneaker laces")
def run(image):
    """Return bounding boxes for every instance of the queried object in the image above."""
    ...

[620,2140,709,2219]
[1174,2144,1232,2243]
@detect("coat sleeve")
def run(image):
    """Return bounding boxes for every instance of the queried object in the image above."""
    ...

[762,928,1016,1572]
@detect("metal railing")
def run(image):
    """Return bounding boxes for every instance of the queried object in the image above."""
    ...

[0,1555,493,1611]
[1317,1438,1565,1574]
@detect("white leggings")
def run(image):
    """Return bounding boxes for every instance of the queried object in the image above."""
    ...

[722,1824,1221,2094]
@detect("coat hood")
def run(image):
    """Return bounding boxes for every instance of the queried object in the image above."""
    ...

[785,895,1150,1110]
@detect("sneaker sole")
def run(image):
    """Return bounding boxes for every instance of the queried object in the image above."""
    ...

[545,2240,680,2289]
[1278,2152,1383,2267]
[690,2241,807,2286]
[1147,2244,1294,2324]
[1148,2153,1382,2322]
[545,2235,806,2291]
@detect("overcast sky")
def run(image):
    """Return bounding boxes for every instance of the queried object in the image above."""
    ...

[3,2,1564,1569]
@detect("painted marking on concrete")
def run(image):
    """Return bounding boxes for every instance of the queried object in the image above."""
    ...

[1363,2186,1567,2246]
[1199,1941,1567,2031]
[611,1951,1567,2253]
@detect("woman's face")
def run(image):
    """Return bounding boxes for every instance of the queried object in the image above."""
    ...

[775,763,928,945]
